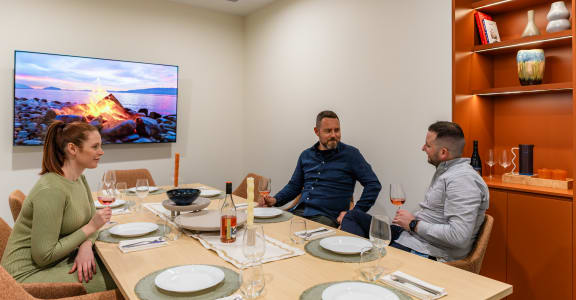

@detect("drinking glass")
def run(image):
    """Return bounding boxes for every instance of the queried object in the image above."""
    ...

[164,217,183,241]
[258,178,271,204]
[239,264,266,299]
[500,149,511,174]
[135,179,149,213]
[290,219,307,244]
[369,215,392,252]
[359,247,384,282]
[389,184,406,210]
[115,182,127,201]
[97,181,115,207]
[486,149,495,179]
[102,170,116,191]
[243,225,266,265]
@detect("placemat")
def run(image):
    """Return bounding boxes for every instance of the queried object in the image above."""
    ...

[97,224,170,243]
[254,211,294,223]
[300,280,411,300]
[304,239,385,263]
[134,264,240,300]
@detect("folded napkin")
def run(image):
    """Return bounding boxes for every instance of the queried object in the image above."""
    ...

[235,203,249,210]
[189,230,305,269]
[216,294,243,300]
[112,208,131,215]
[295,227,335,240]
[381,271,447,300]
[118,237,168,253]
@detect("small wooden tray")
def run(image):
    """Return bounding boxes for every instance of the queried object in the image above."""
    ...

[502,173,573,190]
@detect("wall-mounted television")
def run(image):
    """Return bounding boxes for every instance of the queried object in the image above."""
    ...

[13,51,178,146]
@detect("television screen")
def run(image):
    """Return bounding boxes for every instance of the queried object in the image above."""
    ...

[13,51,178,145]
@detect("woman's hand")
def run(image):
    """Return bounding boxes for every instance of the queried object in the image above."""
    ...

[68,241,96,283]
[82,208,111,237]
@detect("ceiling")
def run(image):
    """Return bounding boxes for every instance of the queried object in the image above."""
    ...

[167,0,280,16]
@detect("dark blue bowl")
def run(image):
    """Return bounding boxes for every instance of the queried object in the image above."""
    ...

[166,188,201,206]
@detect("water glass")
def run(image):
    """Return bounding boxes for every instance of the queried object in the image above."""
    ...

[239,264,266,299]
[102,170,116,191]
[164,218,183,241]
[359,247,384,282]
[243,225,266,265]
[115,182,127,201]
[290,219,307,244]
[369,215,392,250]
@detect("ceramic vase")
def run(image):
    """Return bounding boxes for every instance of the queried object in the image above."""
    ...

[546,1,571,32]
[517,49,545,85]
[522,10,540,37]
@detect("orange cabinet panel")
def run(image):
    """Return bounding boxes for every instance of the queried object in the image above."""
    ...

[507,192,572,300]
[481,189,508,282]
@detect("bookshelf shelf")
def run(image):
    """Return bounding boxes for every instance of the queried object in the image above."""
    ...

[473,0,555,14]
[472,82,573,95]
[473,30,572,54]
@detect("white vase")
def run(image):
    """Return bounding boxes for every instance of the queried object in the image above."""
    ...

[547,19,571,32]
[522,10,540,37]
[547,1,570,21]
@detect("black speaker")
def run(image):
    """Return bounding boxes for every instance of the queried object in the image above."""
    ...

[519,144,534,175]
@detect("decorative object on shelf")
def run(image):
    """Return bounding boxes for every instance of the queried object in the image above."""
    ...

[546,1,571,33]
[522,10,540,37]
[510,144,534,175]
[483,19,501,43]
[474,11,493,45]
[501,173,573,190]
[516,49,545,85]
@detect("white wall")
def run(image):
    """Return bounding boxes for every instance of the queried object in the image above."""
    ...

[244,0,452,218]
[0,0,246,225]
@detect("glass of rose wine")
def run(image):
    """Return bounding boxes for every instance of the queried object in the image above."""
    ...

[258,178,271,206]
[390,183,406,210]
[97,181,114,224]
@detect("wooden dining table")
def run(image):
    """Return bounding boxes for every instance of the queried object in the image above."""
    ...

[95,183,512,300]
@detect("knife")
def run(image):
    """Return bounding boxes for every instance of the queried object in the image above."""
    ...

[390,274,442,296]
[122,238,165,248]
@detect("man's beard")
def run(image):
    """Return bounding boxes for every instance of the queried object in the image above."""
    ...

[321,139,339,150]
[427,156,440,167]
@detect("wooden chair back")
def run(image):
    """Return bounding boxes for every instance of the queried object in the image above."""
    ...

[114,169,156,188]
[9,190,26,222]
[446,214,494,274]
[0,217,12,257]
[233,173,266,203]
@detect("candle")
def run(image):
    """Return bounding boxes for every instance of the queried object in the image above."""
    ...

[247,177,254,226]
[174,153,180,187]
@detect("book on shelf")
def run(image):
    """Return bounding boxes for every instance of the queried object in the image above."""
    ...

[474,11,493,45]
[483,19,501,43]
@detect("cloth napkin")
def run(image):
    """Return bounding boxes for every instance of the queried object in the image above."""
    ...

[295,227,335,240]
[118,237,168,253]
[216,295,243,300]
[188,230,305,269]
[112,207,131,215]
[381,271,447,299]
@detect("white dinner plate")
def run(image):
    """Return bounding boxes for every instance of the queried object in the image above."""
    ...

[253,207,283,218]
[108,222,159,237]
[94,199,126,209]
[127,186,160,193]
[154,265,225,293]
[322,282,399,300]
[319,236,373,255]
[200,189,221,198]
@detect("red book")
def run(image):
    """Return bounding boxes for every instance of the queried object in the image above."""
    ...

[474,11,493,45]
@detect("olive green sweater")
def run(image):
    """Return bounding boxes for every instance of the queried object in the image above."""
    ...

[1,173,97,281]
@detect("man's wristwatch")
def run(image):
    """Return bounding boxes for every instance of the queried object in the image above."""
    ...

[409,219,419,232]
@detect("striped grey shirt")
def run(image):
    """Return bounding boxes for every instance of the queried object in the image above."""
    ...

[395,158,489,262]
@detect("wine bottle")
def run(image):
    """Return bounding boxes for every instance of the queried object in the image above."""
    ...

[220,181,237,243]
[470,140,482,176]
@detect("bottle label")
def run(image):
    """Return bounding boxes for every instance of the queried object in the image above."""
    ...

[226,218,231,239]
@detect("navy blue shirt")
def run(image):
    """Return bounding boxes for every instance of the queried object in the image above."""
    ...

[274,142,381,221]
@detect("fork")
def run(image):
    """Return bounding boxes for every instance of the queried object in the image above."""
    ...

[122,237,165,248]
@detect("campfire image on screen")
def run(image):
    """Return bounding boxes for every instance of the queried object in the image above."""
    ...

[13,51,178,146]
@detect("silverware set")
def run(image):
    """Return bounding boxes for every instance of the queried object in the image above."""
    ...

[122,237,165,248]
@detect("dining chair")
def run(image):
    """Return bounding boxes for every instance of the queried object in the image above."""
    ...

[446,214,494,274]
[0,217,12,257]
[0,265,124,300]
[113,169,156,188]
[232,173,266,203]
[9,190,26,222]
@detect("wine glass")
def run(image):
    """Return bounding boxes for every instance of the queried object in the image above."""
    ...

[500,149,511,174]
[359,246,384,282]
[258,177,271,205]
[486,149,495,179]
[102,170,116,191]
[389,184,406,210]
[135,178,149,213]
[239,264,266,299]
[115,182,128,208]
[369,215,392,252]
[97,182,116,207]
[243,225,266,265]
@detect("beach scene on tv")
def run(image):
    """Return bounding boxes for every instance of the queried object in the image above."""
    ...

[13,51,178,145]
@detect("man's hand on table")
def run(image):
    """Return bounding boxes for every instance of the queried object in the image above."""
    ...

[259,195,277,207]
[337,211,347,224]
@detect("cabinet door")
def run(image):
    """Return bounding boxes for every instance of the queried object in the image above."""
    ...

[507,192,572,300]
[480,189,507,282]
